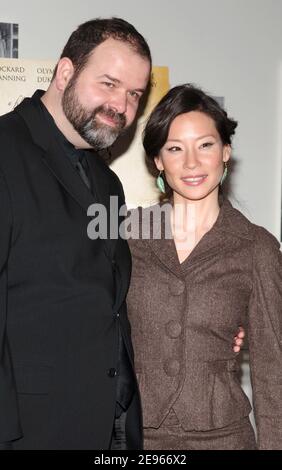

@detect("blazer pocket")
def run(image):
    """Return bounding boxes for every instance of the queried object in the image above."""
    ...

[173,359,251,431]
[208,360,252,429]
[13,361,52,395]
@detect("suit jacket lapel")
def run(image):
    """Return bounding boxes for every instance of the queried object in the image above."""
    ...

[88,152,130,313]
[16,95,96,211]
[42,141,97,212]
[16,93,114,260]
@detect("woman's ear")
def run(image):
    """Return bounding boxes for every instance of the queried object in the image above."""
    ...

[223,144,231,163]
[54,57,74,92]
[154,156,164,172]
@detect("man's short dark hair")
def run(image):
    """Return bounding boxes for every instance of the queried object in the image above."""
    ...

[54,17,151,78]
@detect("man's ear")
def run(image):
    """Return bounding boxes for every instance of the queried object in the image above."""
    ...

[54,57,74,92]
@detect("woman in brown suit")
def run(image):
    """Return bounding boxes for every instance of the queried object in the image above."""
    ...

[127,84,282,450]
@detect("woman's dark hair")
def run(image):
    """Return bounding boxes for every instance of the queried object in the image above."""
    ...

[53,17,151,78]
[143,83,238,199]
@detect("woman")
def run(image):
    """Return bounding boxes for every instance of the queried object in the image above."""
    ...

[127,84,282,450]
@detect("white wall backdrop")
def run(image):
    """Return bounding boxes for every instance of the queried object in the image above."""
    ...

[1,0,282,238]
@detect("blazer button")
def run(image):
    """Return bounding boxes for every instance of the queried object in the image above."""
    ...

[107,368,117,378]
[166,321,182,338]
[163,359,180,376]
[169,279,185,295]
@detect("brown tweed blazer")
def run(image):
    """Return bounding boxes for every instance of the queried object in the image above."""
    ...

[127,199,282,449]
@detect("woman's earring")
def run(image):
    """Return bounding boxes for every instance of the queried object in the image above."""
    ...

[156,171,166,193]
[220,162,228,185]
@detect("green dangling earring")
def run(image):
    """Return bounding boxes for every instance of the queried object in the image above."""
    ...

[220,162,228,185]
[156,171,166,193]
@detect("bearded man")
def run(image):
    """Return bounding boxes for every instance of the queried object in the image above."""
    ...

[0,17,151,450]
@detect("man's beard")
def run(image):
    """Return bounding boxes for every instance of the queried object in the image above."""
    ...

[62,77,126,150]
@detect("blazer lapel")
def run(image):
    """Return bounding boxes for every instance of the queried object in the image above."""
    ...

[172,199,252,276]
[16,94,96,212]
[136,204,184,278]
[87,153,131,314]
[140,200,251,279]
[147,236,184,278]
[42,141,97,212]
[16,93,114,260]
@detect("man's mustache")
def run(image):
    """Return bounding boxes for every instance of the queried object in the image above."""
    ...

[93,106,126,129]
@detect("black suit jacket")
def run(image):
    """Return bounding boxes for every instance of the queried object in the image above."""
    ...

[0,92,142,449]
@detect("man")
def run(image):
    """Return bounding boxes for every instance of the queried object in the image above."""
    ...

[0,17,151,450]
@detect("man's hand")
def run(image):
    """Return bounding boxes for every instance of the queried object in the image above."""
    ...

[233,326,245,353]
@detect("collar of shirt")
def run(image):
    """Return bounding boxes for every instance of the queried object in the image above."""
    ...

[34,90,87,167]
